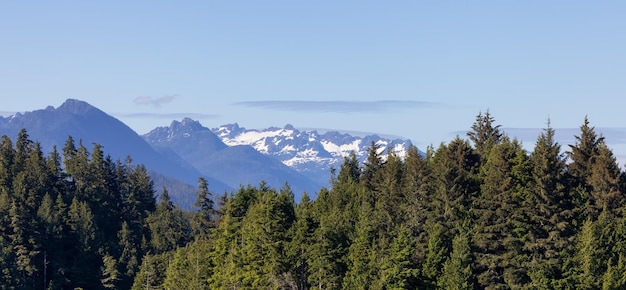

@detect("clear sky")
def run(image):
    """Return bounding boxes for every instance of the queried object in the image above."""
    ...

[2,2,626,163]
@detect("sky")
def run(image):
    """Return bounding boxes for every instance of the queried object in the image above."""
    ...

[2,2,626,163]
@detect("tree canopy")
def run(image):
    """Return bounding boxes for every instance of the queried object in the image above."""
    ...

[3,113,626,289]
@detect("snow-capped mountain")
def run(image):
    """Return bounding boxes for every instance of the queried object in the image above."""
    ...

[143,118,322,201]
[212,123,414,186]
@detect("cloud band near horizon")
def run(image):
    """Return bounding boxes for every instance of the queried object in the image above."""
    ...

[116,112,219,119]
[234,100,439,113]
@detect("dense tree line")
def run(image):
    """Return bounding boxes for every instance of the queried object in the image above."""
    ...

[0,129,190,289]
[4,112,626,289]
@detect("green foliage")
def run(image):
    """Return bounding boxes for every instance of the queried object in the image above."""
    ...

[422,222,448,287]
[472,137,529,288]
[439,230,474,290]
[0,131,159,289]
[379,225,420,289]
[5,113,626,289]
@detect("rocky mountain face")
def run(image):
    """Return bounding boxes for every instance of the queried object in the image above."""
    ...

[212,123,414,186]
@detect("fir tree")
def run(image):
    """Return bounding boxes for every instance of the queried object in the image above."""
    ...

[191,177,215,238]
[525,122,573,288]
[472,137,529,288]
[467,110,503,159]
[439,230,474,290]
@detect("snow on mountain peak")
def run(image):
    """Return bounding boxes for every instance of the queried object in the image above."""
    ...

[211,124,414,185]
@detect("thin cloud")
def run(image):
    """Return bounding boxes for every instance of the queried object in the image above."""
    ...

[134,95,177,107]
[117,113,220,119]
[234,100,440,113]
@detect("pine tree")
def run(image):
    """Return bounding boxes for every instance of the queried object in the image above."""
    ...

[147,187,191,254]
[378,225,419,290]
[566,116,604,222]
[402,145,432,263]
[439,230,474,290]
[162,238,212,290]
[374,149,405,232]
[67,196,101,288]
[472,137,529,288]
[287,192,317,290]
[362,141,383,194]
[467,110,503,159]
[238,186,297,289]
[525,122,573,288]
[191,177,215,238]
[575,218,604,289]
[307,189,349,289]
[422,222,448,288]
[587,142,623,217]
[101,254,121,289]
[428,138,479,238]
[342,202,376,290]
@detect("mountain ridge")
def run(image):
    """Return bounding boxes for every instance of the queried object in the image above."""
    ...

[0,99,231,208]
[212,123,414,186]
[143,119,322,201]
[1,99,417,207]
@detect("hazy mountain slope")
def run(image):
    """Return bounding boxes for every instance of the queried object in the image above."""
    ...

[143,119,322,200]
[0,99,231,207]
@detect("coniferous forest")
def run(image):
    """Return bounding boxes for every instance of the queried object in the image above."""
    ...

[2,112,626,289]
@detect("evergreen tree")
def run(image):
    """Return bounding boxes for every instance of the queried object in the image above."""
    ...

[567,116,604,221]
[587,142,623,217]
[362,141,383,194]
[147,187,191,254]
[428,138,479,239]
[402,145,432,263]
[342,202,376,290]
[162,238,212,290]
[574,218,604,289]
[287,192,317,290]
[67,196,101,289]
[467,110,503,159]
[208,186,259,289]
[439,230,474,290]
[191,177,215,238]
[422,222,448,288]
[101,254,121,289]
[525,122,573,288]
[238,186,297,289]
[307,189,350,289]
[472,137,529,288]
[335,151,361,187]
[374,149,405,233]
[378,225,420,290]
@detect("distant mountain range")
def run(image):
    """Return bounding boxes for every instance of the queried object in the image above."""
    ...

[0,99,228,208]
[212,123,413,186]
[0,99,414,207]
[143,118,321,199]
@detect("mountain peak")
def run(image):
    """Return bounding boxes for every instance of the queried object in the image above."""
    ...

[170,118,206,133]
[57,98,97,114]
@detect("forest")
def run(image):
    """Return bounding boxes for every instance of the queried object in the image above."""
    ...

[2,112,626,289]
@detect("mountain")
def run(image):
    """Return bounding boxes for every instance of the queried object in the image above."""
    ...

[0,99,231,208]
[143,118,322,201]
[0,99,415,207]
[212,123,414,185]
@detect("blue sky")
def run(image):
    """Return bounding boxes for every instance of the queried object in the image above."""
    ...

[2,2,626,162]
